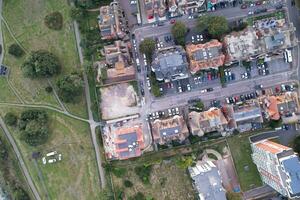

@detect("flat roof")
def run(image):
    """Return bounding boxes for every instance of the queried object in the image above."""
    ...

[281,156,300,196]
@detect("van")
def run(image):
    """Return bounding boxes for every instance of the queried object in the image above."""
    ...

[284,49,292,63]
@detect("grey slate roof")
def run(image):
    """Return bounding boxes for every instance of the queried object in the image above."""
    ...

[281,156,300,197]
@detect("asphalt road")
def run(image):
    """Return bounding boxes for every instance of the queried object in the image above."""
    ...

[0,117,41,200]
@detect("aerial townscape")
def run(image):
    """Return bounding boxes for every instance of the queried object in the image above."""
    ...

[1,0,300,200]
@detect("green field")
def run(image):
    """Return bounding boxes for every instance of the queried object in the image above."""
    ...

[227,135,262,191]
[112,160,195,200]
[0,108,104,200]
[2,0,87,118]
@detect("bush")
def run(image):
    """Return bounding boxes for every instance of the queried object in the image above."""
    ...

[22,50,61,78]
[0,139,8,161]
[171,21,187,46]
[130,192,146,200]
[19,109,49,146]
[139,38,156,63]
[45,86,53,93]
[4,112,18,126]
[13,187,30,200]
[123,180,133,188]
[134,165,152,184]
[44,11,63,30]
[293,136,300,154]
[8,43,24,57]
[56,72,83,103]
[112,167,126,177]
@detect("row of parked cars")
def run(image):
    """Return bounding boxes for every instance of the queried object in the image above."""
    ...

[226,92,258,104]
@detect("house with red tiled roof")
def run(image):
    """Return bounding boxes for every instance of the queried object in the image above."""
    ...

[186,40,225,74]
[102,120,145,160]
[151,115,189,145]
[188,107,228,136]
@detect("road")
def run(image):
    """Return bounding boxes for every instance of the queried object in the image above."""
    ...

[73,20,106,188]
[0,117,41,200]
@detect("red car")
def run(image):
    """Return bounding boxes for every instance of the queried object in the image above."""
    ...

[241,4,247,9]
[170,19,176,24]
[255,1,262,5]
[275,86,280,93]
[207,72,212,81]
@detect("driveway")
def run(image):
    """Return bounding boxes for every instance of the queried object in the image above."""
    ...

[249,124,300,146]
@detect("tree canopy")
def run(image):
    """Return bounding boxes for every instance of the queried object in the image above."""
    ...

[171,21,187,46]
[139,38,156,63]
[22,50,61,78]
[4,112,18,126]
[8,43,25,58]
[44,11,63,30]
[19,109,49,146]
[293,136,300,154]
[56,72,83,103]
[197,16,229,39]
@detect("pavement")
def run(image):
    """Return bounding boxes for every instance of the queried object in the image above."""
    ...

[0,117,41,200]
[73,19,106,188]
[249,124,300,146]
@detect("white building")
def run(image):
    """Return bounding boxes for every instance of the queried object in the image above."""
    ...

[251,139,300,199]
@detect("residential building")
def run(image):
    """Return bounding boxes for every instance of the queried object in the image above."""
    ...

[151,115,189,144]
[102,119,145,160]
[261,92,300,123]
[168,0,206,17]
[186,40,225,74]
[223,100,263,132]
[144,0,167,23]
[98,2,127,40]
[188,160,227,200]
[152,45,189,82]
[251,139,300,199]
[188,107,228,136]
[102,40,135,83]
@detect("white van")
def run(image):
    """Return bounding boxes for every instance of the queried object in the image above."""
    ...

[284,49,292,63]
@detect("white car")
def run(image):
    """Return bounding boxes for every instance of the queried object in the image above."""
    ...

[178,86,182,93]
[58,154,62,161]
[194,77,198,84]
[130,0,137,4]
[200,89,207,93]
[248,10,254,15]
[48,159,57,164]
[168,109,172,116]
[187,84,191,91]
[42,157,47,165]
[175,107,179,114]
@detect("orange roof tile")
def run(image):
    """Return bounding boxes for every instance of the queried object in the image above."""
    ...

[256,140,290,154]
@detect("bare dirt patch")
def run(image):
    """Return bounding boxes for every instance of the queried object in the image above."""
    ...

[100,83,140,120]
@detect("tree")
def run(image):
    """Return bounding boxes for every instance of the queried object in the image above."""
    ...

[197,16,229,39]
[44,11,63,30]
[45,86,53,93]
[70,7,87,21]
[293,136,300,154]
[19,109,49,146]
[8,43,25,57]
[56,72,83,103]
[171,21,187,46]
[195,100,204,110]
[123,180,133,188]
[130,192,146,200]
[4,112,18,126]
[269,119,282,129]
[139,38,156,63]
[13,187,30,200]
[22,50,61,78]
[134,165,152,184]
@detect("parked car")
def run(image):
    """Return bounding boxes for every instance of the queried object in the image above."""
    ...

[170,19,176,24]
[241,4,247,9]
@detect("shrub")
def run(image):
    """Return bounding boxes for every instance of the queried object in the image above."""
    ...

[123,180,133,188]
[22,50,61,78]
[19,109,49,146]
[56,72,83,103]
[45,86,53,93]
[4,112,18,126]
[13,187,30,200]
[8,44,24,57]
[134,165,152,184]
[130,192,146,200]
[293,136,300,154]
[44,11,63,30]
[111,167,127,178]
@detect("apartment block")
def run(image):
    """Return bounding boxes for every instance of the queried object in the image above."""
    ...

[251,140,300,199]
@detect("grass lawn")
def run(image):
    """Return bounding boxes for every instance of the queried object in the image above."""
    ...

[0,77,19,103]
[2,0,87,118]
[227,135,262,191]
[112,160,195,200]
[0,107,105,200]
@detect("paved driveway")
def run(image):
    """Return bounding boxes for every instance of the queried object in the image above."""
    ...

[249,124,300,146]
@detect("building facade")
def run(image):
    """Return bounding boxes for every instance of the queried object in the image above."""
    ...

[251,140,300,199]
